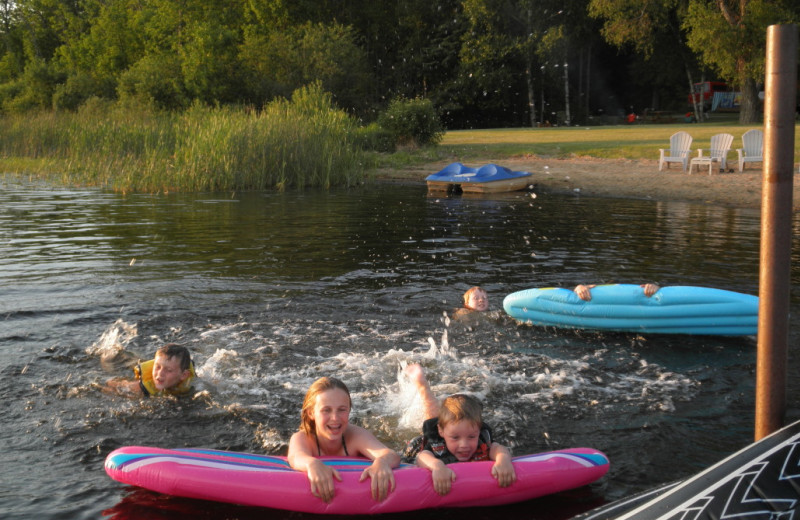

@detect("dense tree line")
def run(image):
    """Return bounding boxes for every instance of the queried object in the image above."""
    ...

[0,0,795,127]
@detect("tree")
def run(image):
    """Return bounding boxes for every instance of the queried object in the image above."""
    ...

[239,22,372,112]
[117,52,188,109]
[458,0,526,126]
[0,0,25,84]
[54,0,144,107]
[139,0,247,105]
[589,0,799,123]
[180,18,243,104]
[684,0,797,123]
[280,0,469,121]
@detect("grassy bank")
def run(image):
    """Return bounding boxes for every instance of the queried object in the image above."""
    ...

[0,84,366,192]
[439,124,768,160]
[2,102,796,192]
[374,116,798,170]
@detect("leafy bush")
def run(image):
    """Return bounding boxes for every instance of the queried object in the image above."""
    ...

[53,74,115,111]
[117,54,189,110]
[239,22,371,113]
[3,60,64,113]
[377,97,444,148]
[353,122,395,152]
[0,79,23,113]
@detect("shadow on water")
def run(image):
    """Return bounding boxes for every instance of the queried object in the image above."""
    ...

[1,177,798,519]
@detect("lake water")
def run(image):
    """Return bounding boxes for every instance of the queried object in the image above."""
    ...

[2,176,799,520]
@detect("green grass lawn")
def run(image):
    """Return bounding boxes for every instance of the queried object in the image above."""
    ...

[439,122,796,162]
[374,116,799,171]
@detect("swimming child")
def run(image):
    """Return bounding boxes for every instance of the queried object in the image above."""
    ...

[401,364,516,496]
[574,283,660,301]
[451,286,490,319]
[287,376,400,503]
[105,343,195,398]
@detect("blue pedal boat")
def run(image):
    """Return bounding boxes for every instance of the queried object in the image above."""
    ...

[426,163,533,193]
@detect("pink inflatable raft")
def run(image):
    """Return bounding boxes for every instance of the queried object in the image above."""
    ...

[105,446,609,514]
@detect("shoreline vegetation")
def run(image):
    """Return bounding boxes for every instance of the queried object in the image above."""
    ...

[0,90,797,209]
[0,84,366,192]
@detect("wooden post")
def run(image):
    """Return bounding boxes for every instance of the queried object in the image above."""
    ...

[755,24,797,440]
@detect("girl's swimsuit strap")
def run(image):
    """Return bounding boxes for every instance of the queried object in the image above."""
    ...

[315,434,349,457]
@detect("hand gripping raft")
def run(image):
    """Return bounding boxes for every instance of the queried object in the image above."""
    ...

[105,446,609,514]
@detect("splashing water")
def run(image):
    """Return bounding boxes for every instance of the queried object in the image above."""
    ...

[84,319,138,358]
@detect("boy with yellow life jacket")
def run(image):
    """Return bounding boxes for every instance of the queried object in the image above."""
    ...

[106,343,195,398]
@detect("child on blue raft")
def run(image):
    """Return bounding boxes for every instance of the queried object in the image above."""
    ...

[574,283,660,301]
[401,363,516,496]
[453,284,659,321]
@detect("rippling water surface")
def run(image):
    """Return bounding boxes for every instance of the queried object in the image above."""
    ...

[2,176,798,520]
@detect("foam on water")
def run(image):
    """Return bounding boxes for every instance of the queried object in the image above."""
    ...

[83,315,699,435]
[84,319,138,358]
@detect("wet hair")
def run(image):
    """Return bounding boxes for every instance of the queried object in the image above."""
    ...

[438,394,483,428]
[463,286,487,309]
[300,377,352,435]
[155,343,192,372]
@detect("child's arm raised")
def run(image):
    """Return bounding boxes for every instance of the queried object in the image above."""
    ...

[489,443,516,488]
[415,450,457,495]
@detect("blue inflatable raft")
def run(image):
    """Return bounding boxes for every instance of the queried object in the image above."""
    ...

[426,163,532,193]
[503,284,758,336]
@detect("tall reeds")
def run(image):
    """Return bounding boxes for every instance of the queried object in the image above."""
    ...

[0,83,366,192]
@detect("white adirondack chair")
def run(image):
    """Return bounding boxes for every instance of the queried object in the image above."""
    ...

[690,133,734,175]
[659,131,693,172]
[736,129,763,172]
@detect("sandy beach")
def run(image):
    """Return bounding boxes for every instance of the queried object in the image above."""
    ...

[376,156,800,211]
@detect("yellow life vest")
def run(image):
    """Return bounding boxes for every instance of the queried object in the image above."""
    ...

[133,358,196,398]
